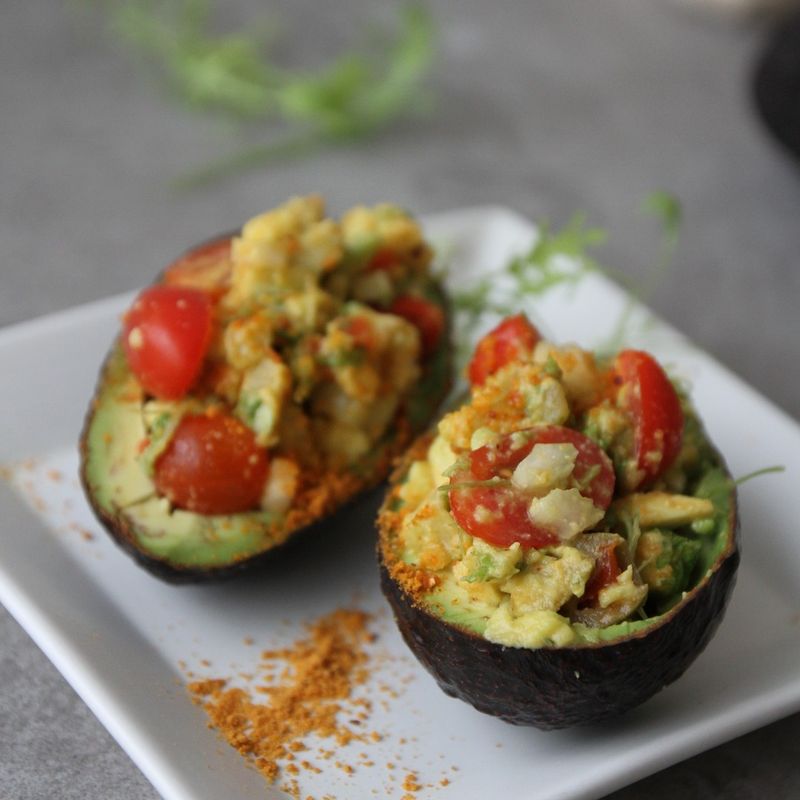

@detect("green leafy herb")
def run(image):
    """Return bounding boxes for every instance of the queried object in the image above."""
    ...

[111,0,277,118]
[642,190,682,251]
[451,214,607,371]
[543,354,562,379]
[461,553,496,584]
[573,463,600,491]
[452,192,684,364]
[388,496,405,512]
[99,0,436,185]
[238,394,263,426]
[504,214,606,299]
[318,349,367,368]
[598,191,683,355]
[734,465,786,486]
[615,509,643,566]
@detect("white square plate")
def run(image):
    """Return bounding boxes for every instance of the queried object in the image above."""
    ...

[2,207,799,800]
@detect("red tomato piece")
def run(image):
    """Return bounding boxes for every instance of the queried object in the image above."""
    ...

[468,426,615,509]
[154,413,269,515]
[615,350,683,488]
[344,316,376,352]
[123,285,213,400]
[366,247,397,272]
[450,477,555,549]
[467,314,540,385]
[580,540,622,607]
[449,425,615,549]
[389,294,445,357]
[163,237,232,300]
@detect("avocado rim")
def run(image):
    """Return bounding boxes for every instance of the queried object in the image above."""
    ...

[376,431,740,728]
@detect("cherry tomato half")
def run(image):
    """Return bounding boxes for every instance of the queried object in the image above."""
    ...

[343,315,377,352]
[467,314,540,386]
[614,350,683,489]
[389,294,445,357]
[154,413,269,515]
[163,237,232,300]
[123,285,213,400]
[449,425,615,549]
[366,247,397,272]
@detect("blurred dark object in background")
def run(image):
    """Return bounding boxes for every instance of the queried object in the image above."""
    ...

[754,10,800,162]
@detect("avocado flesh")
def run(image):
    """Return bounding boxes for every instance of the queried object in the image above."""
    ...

[421,461,733,646]
[377,427,739,728]
[81,285,452,581]
[82,346,284,571]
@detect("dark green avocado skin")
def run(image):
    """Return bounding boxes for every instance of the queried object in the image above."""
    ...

[378,485,739,729]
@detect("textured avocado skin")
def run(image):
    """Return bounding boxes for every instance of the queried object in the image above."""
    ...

[79,244,452,584]
[378,457,740,729]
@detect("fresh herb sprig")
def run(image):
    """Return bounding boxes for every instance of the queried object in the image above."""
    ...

[451,213,608,370]
[734,465,786,486]
[452,193,683,367]
[100,0,436,186]
[453,213,606,322]
[598,191,683,355]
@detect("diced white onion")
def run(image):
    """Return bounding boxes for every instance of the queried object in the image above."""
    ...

[512,443,577,495]
[261,458,300,514]
[527,488,603,541]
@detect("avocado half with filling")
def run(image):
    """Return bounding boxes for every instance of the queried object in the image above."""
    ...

[81,196,452,582]
[377,316,739,728]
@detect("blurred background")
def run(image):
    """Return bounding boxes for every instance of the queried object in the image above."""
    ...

[2,1,799,798]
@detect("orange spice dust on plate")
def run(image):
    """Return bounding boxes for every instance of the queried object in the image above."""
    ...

[188,609,390,798]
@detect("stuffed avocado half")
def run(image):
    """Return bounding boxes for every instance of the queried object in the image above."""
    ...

[81,196,451,582]
[378,314,739,728]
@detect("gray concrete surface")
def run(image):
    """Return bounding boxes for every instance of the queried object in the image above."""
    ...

[2,1,799,798]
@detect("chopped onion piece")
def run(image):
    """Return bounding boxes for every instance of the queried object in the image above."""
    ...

[512,443,577,495]
[261,457,300,514]
[527,488,603,541]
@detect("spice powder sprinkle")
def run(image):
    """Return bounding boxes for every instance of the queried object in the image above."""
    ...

[187,609,377,787]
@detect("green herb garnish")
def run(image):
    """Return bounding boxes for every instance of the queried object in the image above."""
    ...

[734,465,786,486]
[451,214,607,370]
[453,192,683,363]
[458,213,607,317]
[573,464,601,491]
[461,553,497,584]
[598,191,683,355]
[502,214,606,302]
[98,0,436,186]
[543,354,562,379]
[318,349,367,368]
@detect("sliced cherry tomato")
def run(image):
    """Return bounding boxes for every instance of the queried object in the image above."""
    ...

[614,350,683,488]
[343,316,376,352]
[467,314,540,386]
[580,540,622,607]
[163,237,232,300]
[154,413,269,515]
[468,426,615,509]
[450,478,550,548]
[449,425,615,549]
[366,247,397,272]
[123,285,213,400]
[389,294,445,357]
